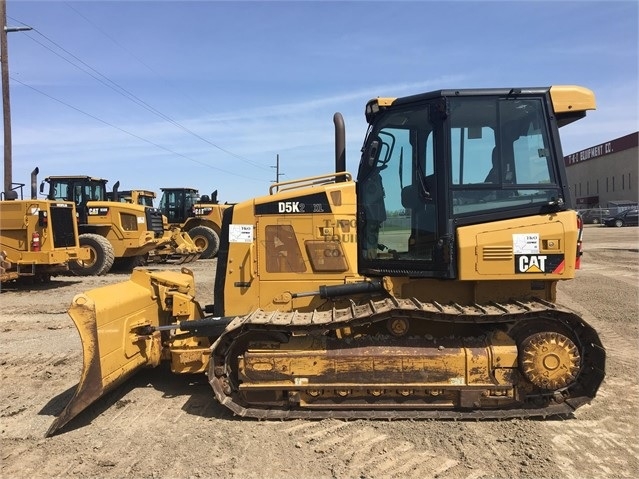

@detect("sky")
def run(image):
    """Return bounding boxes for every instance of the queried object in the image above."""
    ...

[3,0,638,203]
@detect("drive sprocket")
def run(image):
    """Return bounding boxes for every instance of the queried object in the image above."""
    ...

[519,332,581,390]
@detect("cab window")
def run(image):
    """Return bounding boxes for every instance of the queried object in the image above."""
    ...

[449,97,559,216]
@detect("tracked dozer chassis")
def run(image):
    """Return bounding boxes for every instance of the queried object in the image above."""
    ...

[210,297,605,419]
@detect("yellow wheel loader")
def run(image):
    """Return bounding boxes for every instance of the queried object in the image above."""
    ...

[158,187,231,259]
[40,176,169,274]
[48,86,606,436]
[0,168,90,284]
[106,188,201,264]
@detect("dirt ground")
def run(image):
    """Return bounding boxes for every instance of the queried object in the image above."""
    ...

[1,225,638,479]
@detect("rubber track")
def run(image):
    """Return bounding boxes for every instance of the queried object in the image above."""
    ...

[210,297,606,420]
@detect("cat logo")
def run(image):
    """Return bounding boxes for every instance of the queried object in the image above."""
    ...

[515,254,565,274]
[88,207,109,216]
[194,207,213,215]
[517,255,547,273]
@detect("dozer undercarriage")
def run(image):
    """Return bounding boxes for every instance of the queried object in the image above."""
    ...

[210,298,604,419]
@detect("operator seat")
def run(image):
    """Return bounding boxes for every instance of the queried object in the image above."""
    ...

[401,180,436,257]
[485,147,514,184]
[484,148,500,183]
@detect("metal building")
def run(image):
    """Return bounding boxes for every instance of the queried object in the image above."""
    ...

[564,131,638,210]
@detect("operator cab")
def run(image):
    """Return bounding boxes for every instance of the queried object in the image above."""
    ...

[42,176,109,224]
[159,188,201,224]
[42,176,108,203]
[357,88,571,279]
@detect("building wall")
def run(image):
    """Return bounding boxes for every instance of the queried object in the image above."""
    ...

[564,132,639,209]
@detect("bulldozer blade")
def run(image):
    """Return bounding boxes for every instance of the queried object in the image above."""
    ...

[47,273,164,436]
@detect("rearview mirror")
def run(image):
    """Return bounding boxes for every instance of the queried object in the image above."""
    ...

[367,139,380,167]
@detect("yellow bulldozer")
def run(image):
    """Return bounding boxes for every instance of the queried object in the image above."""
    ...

[48,86,606,436]
[0,168,90,284]
[106,187,201,264]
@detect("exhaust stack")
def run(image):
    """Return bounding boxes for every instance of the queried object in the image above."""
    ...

[31,167,39,199]
[333,112,346,181]
[112,181,120,202]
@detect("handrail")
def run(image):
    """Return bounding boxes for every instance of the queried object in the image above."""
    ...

[1,182,25,200]
[269,171,352,195]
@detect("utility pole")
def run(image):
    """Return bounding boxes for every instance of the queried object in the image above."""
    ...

[270,154,285,191]
[1,0,32,195]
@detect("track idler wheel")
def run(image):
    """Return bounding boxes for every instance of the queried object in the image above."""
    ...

[519,332,581,390]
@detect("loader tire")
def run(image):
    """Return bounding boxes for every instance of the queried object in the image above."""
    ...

[188,226,219,259]
[70,234,115,276]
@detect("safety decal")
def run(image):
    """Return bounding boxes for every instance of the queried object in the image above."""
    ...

[515,254,565,274]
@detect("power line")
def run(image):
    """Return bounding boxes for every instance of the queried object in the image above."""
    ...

[8,14,271,171]
[11,75,266,182]
[64,1,222,120]
[64,2,160,78]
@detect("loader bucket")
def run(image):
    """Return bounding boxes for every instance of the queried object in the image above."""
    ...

[47,271,168,436]
[173,253,197,264]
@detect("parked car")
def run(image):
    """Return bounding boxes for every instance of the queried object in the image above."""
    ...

[580,208,610,224]
[603,209,639,227]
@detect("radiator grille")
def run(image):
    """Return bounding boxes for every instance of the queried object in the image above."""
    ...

[50,206,77,248]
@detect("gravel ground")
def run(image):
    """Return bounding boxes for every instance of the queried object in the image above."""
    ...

[1,225,638,479]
